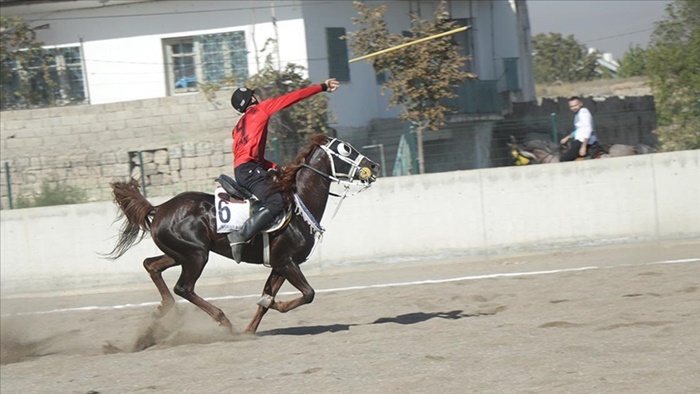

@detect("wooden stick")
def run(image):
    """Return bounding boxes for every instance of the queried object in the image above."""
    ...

[348,25,470,63]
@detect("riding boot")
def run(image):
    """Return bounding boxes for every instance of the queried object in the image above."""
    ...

[227,206,275,263]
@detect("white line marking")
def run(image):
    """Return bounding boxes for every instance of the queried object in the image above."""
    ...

[3,258,699,318]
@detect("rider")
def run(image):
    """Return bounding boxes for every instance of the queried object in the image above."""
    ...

[559,96,599,161]
[227,78,340,263]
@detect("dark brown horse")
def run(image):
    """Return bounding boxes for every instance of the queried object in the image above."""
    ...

[106,134,379,334]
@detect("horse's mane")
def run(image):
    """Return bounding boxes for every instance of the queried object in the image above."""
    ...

[270,134,329,198]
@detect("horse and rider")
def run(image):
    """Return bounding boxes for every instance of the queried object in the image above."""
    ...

[227,78,340,263]
[107,78,380,335]
[510,96,655,165]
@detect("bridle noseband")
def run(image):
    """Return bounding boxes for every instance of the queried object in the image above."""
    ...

[300,138,375,191]
[299,138,375,218]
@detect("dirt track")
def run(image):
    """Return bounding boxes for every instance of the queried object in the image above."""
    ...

[2,239,699,394]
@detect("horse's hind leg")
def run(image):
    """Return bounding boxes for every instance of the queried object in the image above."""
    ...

[266,262,315,314]
[244,271,286,334]
[143,255,179,317]
[172,253,233,331]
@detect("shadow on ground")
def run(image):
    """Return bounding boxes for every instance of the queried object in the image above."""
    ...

[258,309,493,336]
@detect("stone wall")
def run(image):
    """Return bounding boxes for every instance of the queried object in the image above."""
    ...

[0,90,237,207]
[0,91,659,209]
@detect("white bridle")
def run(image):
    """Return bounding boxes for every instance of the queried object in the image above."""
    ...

[321,138,375,184]
[300,138,376,218]
[302,138,376,188]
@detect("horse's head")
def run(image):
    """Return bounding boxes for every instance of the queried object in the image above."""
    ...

[508,136,533,166]
[318,138,380,185]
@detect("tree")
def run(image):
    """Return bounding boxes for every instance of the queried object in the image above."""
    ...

[246,59,336,163]
[0,16,60,110]
[532,33,598,84]
[345,0,474,174]
[201,52,336,164]
[617,44,647,78]
[646,0,700,151]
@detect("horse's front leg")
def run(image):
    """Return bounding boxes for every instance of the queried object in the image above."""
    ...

[266,262,315,313]
[244,270,286,334]
[143,255,179,317]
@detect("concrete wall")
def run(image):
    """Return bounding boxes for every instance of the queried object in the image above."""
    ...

[2,149,698,295]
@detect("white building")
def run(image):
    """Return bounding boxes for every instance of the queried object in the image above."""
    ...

[2,0,536,131]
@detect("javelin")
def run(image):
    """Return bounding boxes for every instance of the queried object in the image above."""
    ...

[348,25,470,63]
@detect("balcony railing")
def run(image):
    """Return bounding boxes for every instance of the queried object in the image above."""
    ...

[443,79,506,116]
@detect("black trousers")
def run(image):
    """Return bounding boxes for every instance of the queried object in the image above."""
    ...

[234,162,284,216]
[561,140,600,162]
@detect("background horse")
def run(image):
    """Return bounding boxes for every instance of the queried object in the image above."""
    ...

[509,136,655,165]
[105,134,379,334]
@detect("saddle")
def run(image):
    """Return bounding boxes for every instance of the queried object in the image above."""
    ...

[216,174,254,202]
[215,173,291,233]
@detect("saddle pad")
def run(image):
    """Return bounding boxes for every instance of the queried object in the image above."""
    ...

[215,186,249,233]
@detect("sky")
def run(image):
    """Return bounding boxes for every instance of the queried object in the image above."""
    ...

[527,0,673,59]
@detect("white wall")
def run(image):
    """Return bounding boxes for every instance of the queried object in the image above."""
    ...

[4,1,309,105]
[2,150,698,295]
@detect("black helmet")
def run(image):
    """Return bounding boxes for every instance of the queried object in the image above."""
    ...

[231,87,255,113]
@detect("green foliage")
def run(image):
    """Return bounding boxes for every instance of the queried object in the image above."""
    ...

[15,180,87,208]
[0,16,60,110]
[617,45,647,77]
[532,33,599,84]
[246,58,335,163]
[199,48,335,164]
[646,0,700,151]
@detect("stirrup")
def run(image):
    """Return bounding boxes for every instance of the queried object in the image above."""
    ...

[227,232,247,263]
[230,241,246,264]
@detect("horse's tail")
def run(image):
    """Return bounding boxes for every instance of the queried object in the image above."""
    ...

[104,179,156,260]
[634,144,656,155]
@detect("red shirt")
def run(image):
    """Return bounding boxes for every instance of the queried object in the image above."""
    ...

[232,84,323,169]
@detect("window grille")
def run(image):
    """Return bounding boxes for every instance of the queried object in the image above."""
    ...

[326,27,350,82]
[0,46,86,110]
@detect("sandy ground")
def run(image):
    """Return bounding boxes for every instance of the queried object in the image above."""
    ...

[1,239,699,394]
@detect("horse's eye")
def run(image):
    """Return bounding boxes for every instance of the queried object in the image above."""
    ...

[337,143,352,157]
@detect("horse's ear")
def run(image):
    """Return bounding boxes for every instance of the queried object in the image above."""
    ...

[508,135,517,147]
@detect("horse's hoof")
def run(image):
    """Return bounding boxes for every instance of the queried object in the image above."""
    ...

[257,294,274,308]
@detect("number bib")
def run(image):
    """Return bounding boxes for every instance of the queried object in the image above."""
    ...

[215,186,250,233]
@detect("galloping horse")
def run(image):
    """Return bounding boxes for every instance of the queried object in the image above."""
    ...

[508,136,655,165]
[106,134,379,334]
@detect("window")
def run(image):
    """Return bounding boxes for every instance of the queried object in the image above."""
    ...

[503,57,520,91]
[0,46,86,110]
[167,39,197,92]
[326,27,350,82]
[375,67,387,85]
[449,18,474,73]
[163,31,248,94]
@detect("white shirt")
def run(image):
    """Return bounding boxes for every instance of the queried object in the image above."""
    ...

[573,107,597,144]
